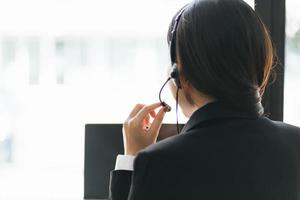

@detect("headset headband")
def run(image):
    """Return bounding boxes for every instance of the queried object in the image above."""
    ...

[170,5,188,65]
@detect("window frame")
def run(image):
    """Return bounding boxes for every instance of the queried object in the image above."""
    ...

[255,0,286,121]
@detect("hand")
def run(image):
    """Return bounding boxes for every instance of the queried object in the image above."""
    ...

[123,102,167,156]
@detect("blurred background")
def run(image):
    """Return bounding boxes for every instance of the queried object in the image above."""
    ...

[285,0,300,125]
[0,0,299,199]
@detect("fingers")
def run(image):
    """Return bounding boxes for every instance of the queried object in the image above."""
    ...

[135,102,162,123]
[127,104,144,120]
[144,111,158,130]
[149,107,166,136]
[122,102,167,155]
[145,111,158,125]
[144,114,150,126]
[150,110,156,118]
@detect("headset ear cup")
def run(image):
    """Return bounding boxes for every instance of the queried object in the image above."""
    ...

[171,64,182,89]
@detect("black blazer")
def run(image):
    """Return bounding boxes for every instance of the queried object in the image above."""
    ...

[109,102,300,200]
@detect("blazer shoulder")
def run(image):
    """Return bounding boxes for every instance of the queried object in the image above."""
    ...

[138,118,300,158]
[254,118,300,149]
[262,117,300,134]
[138,132,193,158]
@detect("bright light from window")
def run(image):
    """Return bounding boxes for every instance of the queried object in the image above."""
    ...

[284,0,300,126]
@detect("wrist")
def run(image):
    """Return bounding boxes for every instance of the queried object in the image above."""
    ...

[125,149,138,156]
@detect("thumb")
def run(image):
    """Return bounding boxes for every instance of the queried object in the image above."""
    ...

[149,107,166,139]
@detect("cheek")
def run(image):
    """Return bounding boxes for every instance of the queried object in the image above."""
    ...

[168,79,188,105]
[168,79,177,98]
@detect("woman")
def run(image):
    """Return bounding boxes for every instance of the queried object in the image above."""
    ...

[109,0,300,199]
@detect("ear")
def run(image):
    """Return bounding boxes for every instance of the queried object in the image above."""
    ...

[171,63,182,89]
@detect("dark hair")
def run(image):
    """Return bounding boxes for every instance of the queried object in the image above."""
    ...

[168,0,274,116]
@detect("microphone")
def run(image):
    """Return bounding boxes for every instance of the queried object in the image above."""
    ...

[161,101,172,112]
[159,77,172,112]
[158,75,181,134]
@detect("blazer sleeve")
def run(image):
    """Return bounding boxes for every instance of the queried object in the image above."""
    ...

[109,170,133,200]
[109,152,151,200]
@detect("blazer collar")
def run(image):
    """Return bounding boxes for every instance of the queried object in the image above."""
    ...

[181,101,263,133]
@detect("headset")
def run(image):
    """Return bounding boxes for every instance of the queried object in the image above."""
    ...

[159,5,187,134]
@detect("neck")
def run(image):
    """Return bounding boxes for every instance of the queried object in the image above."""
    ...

[184,96,216,118]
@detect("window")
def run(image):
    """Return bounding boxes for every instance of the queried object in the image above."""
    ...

[284,0,300,126]
[0,0,254,199]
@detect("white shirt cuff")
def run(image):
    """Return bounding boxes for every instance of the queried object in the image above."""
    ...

[114,154,136,171]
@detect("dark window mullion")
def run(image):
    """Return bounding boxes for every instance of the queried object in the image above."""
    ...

[255,0,286,121]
